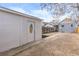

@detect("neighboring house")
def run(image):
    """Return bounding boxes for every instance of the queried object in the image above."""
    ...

[58,10,79,33]
[0,7,42,52]
[58,17,77,32]
[42,22,54,33]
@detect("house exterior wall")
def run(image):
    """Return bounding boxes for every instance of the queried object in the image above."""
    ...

[0,10,42,52]
[35,22,42,40]
[58,20,76,32]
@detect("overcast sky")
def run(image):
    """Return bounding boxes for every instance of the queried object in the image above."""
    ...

[0,3,52,22]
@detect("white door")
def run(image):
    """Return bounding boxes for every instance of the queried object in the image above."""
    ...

[27,21,35,42]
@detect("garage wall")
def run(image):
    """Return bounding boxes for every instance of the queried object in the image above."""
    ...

[24,18,42,41]
[35,22,42,40]
[0,11,27,52]
[0,10,42,52]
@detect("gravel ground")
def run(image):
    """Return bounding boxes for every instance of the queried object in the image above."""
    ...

[16,33,79,56]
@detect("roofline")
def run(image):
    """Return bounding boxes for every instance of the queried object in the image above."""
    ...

[0,6,43,21]
[58,17,73,25]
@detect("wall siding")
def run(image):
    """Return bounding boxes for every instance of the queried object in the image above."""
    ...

[0,11,42,52]
[59,21,76,32]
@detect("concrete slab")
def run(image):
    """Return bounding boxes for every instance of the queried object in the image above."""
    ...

[16,33,79,56]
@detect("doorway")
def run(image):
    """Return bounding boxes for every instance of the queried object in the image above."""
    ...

[27,21,35,42]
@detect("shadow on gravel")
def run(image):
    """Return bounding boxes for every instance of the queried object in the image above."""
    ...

[42,35,48,38]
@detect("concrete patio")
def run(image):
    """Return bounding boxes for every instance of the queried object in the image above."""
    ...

[15,33,79,56]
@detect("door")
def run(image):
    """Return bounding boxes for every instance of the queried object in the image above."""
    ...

[27,21,35,42]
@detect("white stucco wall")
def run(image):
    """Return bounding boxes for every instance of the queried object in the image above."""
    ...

[59,21,76,32]
[35,22,42,41]
[0,10,42,52]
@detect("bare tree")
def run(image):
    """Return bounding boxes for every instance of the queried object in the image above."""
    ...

[40,3,66,17]
[40,3,79,17]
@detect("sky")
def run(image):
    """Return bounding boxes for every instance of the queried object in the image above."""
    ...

[0,3,52,22]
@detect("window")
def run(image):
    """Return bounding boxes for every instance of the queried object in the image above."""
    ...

[61,25,64,27]
[29,24,33,33]
[71,24,73,27]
